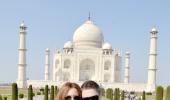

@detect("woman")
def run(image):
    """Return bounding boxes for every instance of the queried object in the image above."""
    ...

[56,82,82,100]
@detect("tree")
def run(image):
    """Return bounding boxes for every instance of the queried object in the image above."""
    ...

[100,88,105,96]
[32,92,35,97]
[114,88,120,100]
[142,91,145,100]
[12,83,18,100]
[166,86,170,100]
[120,90,124,100]
[40,88,45,94]
[117,88,120,100]
[19,93,24,98]
[4,97,7,100]
[0,95,3,100]
[156,86,164,100]
[44,85,49,100]
[54,86,59,96]
[50,85,54,100]
[28,85,33,100]
[106,88,113,100]
[37,92,41,95]
[114,88,118,100]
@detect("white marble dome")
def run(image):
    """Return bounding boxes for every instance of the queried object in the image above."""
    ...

[73,20,104,48]
[102,42,112,49]
[64,41,73,48]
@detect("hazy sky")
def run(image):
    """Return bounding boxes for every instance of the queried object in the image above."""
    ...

[0,0,169,87]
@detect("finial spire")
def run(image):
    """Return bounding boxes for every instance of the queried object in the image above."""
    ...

[20,20,27,28]
[22,20,24,23]
[88,12,91,20]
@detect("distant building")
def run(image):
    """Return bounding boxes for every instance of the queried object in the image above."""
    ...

[53,20,121,83]
[16,18,158,92]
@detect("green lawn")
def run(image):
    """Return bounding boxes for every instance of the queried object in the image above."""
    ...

[146,95,155,100]
[102,97,110,100]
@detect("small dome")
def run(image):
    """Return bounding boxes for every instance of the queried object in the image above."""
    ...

[102,42,112,49]
[151,27,158,33]
[46,48,50,51]
[64,41,73,48]
[73,20,104,48]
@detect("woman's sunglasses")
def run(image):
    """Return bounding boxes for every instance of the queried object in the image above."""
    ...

[82,95,99,100]
[65,95,81,100]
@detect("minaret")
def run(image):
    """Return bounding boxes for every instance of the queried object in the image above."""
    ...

[124,52,130,83]
[147,27,158,91]
[88,12,91,20]
[45,48,50,80]
[17,21,27,88]
[114,49,122,82]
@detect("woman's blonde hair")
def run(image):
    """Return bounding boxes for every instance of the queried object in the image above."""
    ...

[56,82,82,100]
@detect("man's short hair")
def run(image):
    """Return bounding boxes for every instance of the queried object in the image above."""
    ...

[81,80,101,95]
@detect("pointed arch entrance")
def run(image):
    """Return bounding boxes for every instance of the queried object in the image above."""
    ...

[79,59,95,81]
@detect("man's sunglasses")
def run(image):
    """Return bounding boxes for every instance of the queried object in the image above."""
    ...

[64,95,81,100]
[82,95,99,100]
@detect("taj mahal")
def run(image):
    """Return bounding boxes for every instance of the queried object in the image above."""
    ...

[16,17,158,92]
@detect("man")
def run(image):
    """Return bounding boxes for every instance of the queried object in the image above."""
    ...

[81,80,102,100]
